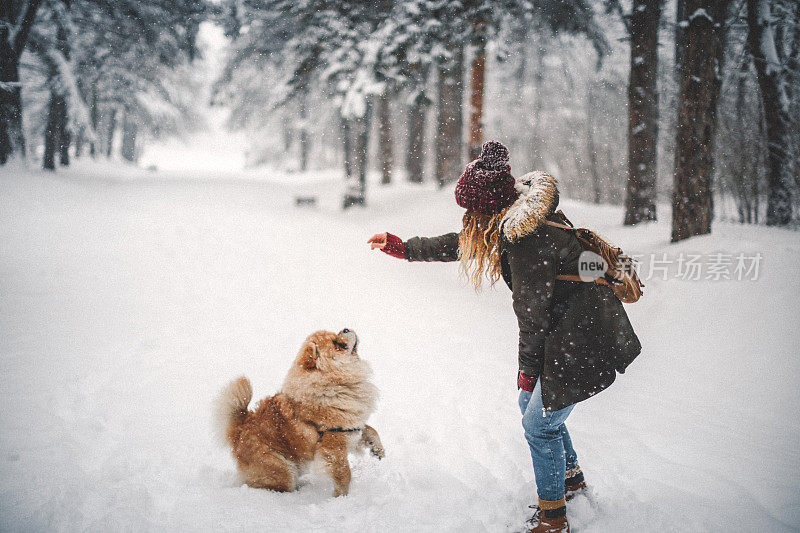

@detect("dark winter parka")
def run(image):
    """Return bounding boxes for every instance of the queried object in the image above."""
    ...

[405,172,641,411]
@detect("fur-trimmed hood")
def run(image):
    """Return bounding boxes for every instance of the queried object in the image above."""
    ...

[501,171,559,242]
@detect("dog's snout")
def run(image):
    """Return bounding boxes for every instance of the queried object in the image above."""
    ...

[339,329,358,353]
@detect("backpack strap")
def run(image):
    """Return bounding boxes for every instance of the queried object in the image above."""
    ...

[547,215,612,287]
[545,210,576,231]
[546,211,642,302]
[555,210,575,227]
[545,220,575,231]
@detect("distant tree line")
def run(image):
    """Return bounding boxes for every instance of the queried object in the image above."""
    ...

[217,0,799,238]
[215,0,608,208]
[3,1,798,239]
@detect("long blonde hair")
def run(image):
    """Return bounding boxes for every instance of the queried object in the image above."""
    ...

[458,209,507,290]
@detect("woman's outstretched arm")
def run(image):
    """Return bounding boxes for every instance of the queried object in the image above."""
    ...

[368,232,459,262]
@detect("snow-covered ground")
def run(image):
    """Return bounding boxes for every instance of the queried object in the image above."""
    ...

[1,161,799,532]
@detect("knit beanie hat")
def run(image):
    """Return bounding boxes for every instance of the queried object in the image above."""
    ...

[454,140,518,215]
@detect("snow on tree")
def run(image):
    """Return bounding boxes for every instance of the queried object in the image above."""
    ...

[381,0,609,187]
[11,0,207,168]
[217,0,392,205]
[0,0,42,163]
[217,0,610,204]
[72,0,206,163]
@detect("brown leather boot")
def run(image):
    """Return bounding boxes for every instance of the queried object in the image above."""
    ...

[528,498,569,533]
[564,466,587,501]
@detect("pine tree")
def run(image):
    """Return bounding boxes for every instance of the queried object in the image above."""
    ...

[377,89,393,185]
[18,0,206,168]
[370,0,437,183]
[219,0,392,206]
[219,0,608,197]
[405,82,430,183]
[73,0,206,162]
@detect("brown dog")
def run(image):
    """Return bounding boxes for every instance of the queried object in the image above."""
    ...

[214,329,384,496]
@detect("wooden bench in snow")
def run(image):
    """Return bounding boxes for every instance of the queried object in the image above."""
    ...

[295,196,317,207]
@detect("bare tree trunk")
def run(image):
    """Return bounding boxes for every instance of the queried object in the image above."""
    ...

[298,90,309,172]
[674,0,688,76]
[468,31,486,161]
[0,0,41,164]
[89,85,98,157]
[529,42,545,170]
[786,2,800,102]
[43,91,68,170]
[747,0,794,225]
[43,95,61,170]
[671,0,730,242]
[435,41,464,187]
[0,53,26,164]
[282,116,292,152]
[624,0,663,225]
[406,90,427,183]
[732,59,753,224]
[41,54,71,169]
[406,65,430,183]
[788,3,800,211]
[587,88,601,204]
[354,102,373,198]
[105,108,117,158]
[74,129,83,157]
[754,82,765,225]
[343,100,373,209]
[42,73,68,172]
[377,90,393,184]
[121,114,137,162]
[39,0,73,170]
[341,115,352,180]
[58,99,70,167]
[56,1,71,167]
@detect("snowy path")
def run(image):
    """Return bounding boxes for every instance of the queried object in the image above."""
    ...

[1,164,799,532]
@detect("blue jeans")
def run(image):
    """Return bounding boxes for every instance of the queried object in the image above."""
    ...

[518,379,578,501]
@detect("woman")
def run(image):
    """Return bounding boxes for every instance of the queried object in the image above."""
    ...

[368,141,641,533]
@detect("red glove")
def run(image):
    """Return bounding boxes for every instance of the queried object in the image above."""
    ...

[381,233,406,259]
[518,370,536,392]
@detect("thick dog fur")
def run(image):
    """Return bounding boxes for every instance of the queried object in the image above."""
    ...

[214,330,384,496]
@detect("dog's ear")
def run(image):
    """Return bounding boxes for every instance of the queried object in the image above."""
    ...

[299,342,319,370]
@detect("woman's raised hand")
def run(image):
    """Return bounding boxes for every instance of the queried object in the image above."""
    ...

[368,233,406,259]
[368,233,388,250]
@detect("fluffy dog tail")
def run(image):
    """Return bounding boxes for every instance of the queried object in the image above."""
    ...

[213,376,253,446]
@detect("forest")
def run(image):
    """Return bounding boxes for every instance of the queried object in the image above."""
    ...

[1,0,799,240]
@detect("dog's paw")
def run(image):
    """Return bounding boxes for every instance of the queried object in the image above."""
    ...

[369,444,385,460]
[360,425,385,460]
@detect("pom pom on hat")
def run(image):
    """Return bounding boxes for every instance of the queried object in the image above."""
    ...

[454,140,518,215]
[478,140,510,171]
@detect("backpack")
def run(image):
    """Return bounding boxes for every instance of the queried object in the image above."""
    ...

[545,210,644,304]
